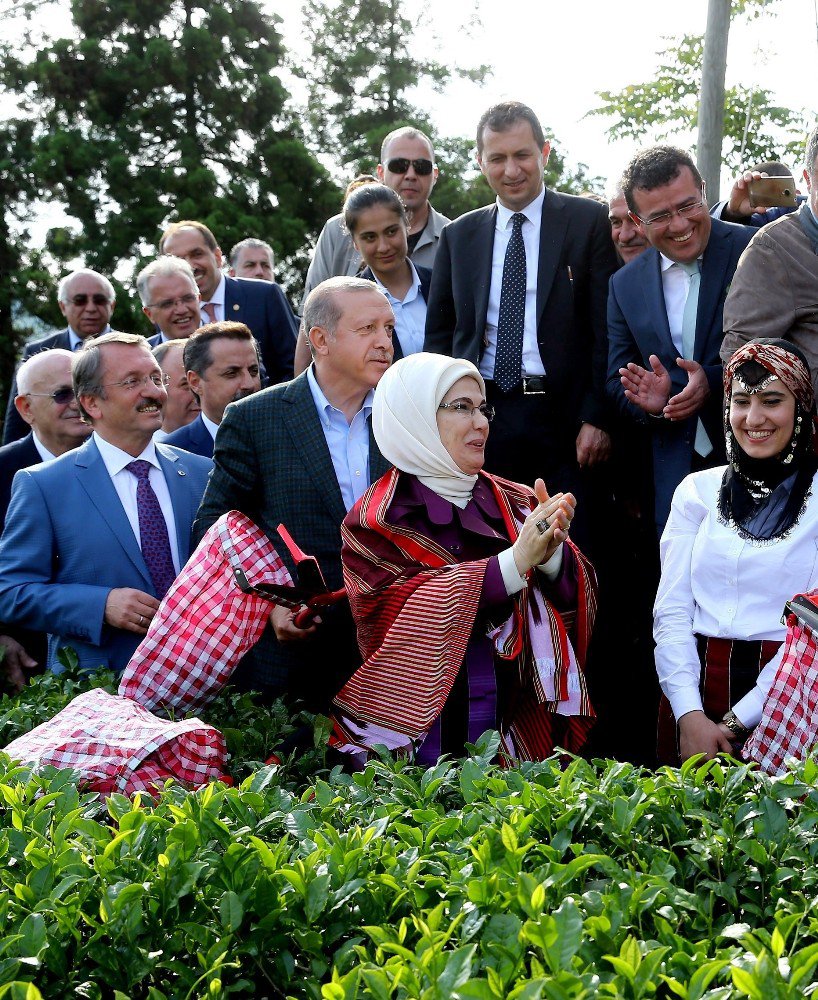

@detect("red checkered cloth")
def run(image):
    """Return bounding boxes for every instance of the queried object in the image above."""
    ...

[744,598,818,774]
[119,511,292,715]
[4,688,227,795]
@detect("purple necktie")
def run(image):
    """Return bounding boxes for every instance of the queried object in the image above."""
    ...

[126,460,176,598]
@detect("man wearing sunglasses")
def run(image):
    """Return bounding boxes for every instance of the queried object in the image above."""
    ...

[606,145,754,530]
[3,268,116,445]
[301,126,449,308]
[0,333,212,676]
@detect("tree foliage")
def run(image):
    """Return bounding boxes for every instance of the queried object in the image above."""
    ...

[587,30,807,176]
[0,0,340,334]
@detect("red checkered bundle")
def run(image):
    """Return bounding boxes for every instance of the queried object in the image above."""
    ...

[744,605,818,774]
[4,688,227,795]
[119,510,292,715]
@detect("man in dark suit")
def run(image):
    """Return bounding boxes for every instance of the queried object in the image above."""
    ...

[607,145,754,530]
[0,333,212,675]
[425,101,618,511]
[0,349,92,687]
[193,277,394,708]
[164,322,261,459]
[159,220,297,385]
[3,268,116,444]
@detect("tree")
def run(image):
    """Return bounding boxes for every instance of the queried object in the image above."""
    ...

[1,0,340,324]
[586,18,807,188]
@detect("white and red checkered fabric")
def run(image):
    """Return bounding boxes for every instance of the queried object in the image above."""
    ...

[744,612,818,774]
[4,688,226,794]
[119,511,292,715]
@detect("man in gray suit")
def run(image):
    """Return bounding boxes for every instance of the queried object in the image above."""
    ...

[194,277,395,706]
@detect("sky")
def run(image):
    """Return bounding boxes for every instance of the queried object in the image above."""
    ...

[272,0,818,199]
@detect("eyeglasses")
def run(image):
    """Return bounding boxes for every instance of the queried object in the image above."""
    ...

[100,374,171,391]
[386,157,434,176]
[66,294,112,307]
[148,293,199,311]
[438,401,495,422]
[25,387,76,405]
[632,188,707,231]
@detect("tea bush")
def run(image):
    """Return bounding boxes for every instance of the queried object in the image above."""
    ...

[1,671,818,998]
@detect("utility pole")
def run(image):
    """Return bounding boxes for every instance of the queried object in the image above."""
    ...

[697,0,731,205]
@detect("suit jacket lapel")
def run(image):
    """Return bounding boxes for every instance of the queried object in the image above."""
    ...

[74,439,154,590]
[641,250,675,354]
[475,208,497,331]
[282,375,347,525]
[369,422,390,481]
[536,193,569,328]
[223,276,244,323]
[695,224,731,361]
[155,444,194,566]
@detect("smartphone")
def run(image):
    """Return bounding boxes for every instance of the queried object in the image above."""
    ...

[748,176,798,209]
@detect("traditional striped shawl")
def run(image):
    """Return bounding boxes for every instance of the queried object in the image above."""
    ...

[331,467,597,761]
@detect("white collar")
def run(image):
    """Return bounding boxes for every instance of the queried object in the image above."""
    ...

[372,260,422,305]
[93,431,160,476]
[31,432,56,462]
[205,274,226,307]
[200,412,220,440]
[495,186,545,230]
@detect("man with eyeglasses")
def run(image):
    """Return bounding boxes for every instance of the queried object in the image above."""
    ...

[607,145,753,530]
[301,126,449,304]
[159,220,297,387]
[136,256,202,345]
[3,268,116,445]
[0,333,212,675]
[721,126,818,391]
[0,349,91,688]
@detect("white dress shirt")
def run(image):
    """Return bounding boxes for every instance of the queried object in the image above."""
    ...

[660,255,702,358]
[31,433,56,463]
[654,466,818,728]
[372,261,426,356]
[480,187,546,381]
[201,274,226,324]
[93,433,181,575]
[200,412,219,440]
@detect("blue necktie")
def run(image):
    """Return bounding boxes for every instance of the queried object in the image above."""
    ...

[494,213,527,392]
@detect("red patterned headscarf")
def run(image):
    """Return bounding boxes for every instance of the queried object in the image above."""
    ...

[723,339,814,414]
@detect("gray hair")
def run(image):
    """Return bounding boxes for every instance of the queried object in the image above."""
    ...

[73,332,151,423]
[57,269,116,304]
[228,237,275,269]
[136,256,197,306]
[380,126,435,164]
[302,276,382,341]
[806,125,818,176]
[152,338,188,366]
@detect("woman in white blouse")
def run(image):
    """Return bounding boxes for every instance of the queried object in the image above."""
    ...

[654,339,818,763]
[342,183,430,360]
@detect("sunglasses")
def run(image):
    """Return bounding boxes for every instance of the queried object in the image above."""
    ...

[67,294,111,307]
[26,387,76,405]
[386,157,434,176]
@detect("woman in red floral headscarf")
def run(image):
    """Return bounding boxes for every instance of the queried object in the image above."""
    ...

[655,338,818,764]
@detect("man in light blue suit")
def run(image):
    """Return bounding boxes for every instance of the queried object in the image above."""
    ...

[0,332,212,674]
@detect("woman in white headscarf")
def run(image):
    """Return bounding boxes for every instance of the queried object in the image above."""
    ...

[330,353,598,764]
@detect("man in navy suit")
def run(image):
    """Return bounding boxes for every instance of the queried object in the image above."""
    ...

[193,277,394,708]
[159,220,296,385]
[0,333,212,674]
[0,349,91,688]
[425,101,618,509]
[607,145,754,530]
[164,322,261,459]
[3,268,116,445]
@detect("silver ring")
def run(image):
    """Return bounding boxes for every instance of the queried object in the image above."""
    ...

[139,615,145,626]
[535,517,550,535]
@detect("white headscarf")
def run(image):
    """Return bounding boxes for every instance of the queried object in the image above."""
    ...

[372,353,487,508]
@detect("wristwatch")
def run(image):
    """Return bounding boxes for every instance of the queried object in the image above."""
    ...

[722,710,749,737]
